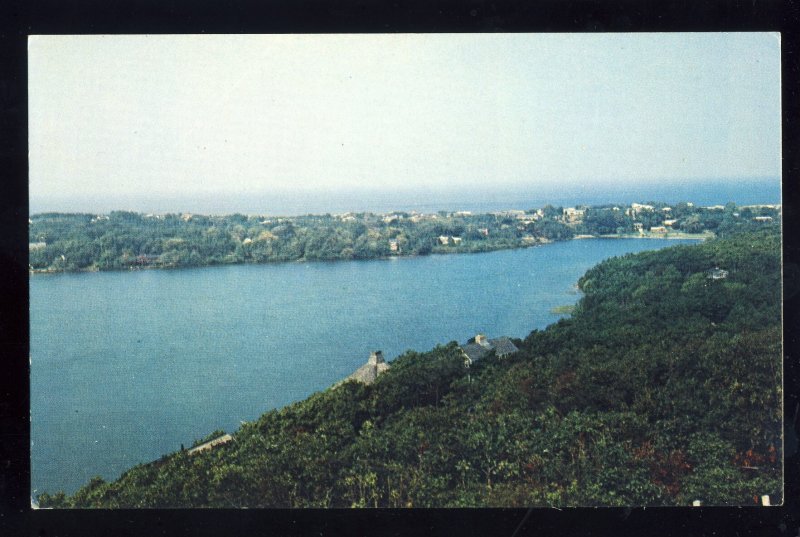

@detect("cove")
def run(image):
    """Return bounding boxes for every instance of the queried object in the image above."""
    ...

[30,237,698,495]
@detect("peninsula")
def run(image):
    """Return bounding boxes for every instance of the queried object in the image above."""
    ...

[28,201,780,273]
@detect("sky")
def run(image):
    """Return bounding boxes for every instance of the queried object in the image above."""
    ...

[28,33,781,214]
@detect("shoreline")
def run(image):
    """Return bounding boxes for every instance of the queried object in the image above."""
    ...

[28,234,707,276]
[592,232,712,240]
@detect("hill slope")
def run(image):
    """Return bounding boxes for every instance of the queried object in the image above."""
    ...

[39,226,782,508]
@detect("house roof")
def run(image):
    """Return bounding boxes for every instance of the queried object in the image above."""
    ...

[488,337,519,356]
[187,433,233,455]
[707,267,729,279]
[348,359,390,385]
[460,336,519,363]
[460,343,491,363]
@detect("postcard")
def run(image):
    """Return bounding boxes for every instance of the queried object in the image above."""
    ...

[28,33,782,508]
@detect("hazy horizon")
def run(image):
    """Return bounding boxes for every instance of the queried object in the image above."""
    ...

[29,177,781,217]
[29,33,781,214]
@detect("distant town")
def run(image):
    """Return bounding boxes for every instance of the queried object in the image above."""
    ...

[29,201,781,273]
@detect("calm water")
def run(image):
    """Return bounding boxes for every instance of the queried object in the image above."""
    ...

[30,238,697,495]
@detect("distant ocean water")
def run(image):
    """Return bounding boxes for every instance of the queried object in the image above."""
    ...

[29,178,781,216]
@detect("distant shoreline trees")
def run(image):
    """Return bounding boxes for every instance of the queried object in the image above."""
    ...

[28,203,780,273]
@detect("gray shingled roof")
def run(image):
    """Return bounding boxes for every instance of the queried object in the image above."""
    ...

[460,336,519,364]
[348,354,390,385]
[489,337,519,356]
[460,343,491,363]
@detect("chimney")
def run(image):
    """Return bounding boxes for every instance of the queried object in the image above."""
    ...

[369,351,384,365]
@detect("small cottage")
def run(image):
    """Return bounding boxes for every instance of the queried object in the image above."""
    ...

[708,267,729,280]
[347,351,390,385]
[563,207,586,223]
[459,334,519,366]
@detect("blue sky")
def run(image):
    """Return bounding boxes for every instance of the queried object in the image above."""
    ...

[28,33,781,212]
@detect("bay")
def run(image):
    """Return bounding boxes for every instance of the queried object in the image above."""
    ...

[30,238,697,495]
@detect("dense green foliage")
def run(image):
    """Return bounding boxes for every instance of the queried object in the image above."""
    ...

[28,202,778,272]
[38,225,782,508]
[28,211,556,272]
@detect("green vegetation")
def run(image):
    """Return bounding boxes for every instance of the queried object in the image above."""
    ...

[549,305,576,315]
[27,210,556,272]
[37,224,782,508]
[28,202,780,272]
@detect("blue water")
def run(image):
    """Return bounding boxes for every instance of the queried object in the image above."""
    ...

[30,238,698,495]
